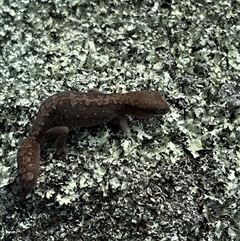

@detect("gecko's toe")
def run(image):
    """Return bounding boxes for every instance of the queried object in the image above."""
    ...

[53,147,68,159]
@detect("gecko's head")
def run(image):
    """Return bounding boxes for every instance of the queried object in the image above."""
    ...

[124,91,170,118]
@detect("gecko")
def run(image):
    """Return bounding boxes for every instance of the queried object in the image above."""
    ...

[12,89,170,196]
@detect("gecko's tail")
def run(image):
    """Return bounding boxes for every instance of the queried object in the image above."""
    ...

[12,137,40,197]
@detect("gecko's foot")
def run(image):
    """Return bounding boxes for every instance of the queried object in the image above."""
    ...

[53,147,68,159]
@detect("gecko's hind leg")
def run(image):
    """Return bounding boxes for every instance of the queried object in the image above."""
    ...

[46,126,69,158]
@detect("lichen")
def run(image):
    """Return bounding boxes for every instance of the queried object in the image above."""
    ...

[1,0,240,240]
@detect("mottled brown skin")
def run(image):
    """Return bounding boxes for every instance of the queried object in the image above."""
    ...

[13,90,169,196]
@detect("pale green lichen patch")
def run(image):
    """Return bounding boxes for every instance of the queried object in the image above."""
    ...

[1,0,240,240]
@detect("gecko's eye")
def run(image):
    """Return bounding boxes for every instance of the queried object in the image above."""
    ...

[154,108,164,114]
[154,107,169,115]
